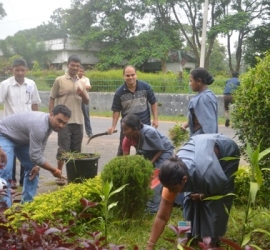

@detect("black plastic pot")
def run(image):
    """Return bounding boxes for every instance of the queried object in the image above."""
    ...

[64,153,100,184]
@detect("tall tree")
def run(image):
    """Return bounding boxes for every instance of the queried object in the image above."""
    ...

[215,0,268,72]
[0,34,49,69]
[162,0,267,72]
[65,0,182,70]
[244,23,270,67]
[169,0,223,69]
[208,40,227,74]
[142,0,183,72]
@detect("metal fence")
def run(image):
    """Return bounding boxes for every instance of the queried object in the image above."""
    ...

[0,76,224,94]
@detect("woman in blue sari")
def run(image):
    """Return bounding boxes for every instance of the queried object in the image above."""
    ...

[121,114,174,213]
[146,134,240,249]
[182,68,218,136]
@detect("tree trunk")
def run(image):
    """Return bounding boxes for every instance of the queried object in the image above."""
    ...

[161,58,167,73]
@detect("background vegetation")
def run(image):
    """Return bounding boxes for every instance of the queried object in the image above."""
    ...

[1,0,270,74]
[0,67,229,94]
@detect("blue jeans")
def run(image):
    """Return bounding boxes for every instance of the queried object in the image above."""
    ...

[81,103,92,136]
[0,134,39,207]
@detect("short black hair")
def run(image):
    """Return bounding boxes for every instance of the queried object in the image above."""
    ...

[51,105,71,118]
[67,55,81,65]
[159,157,188,187]
[232,71,239,78]
[12,58,27,68]
[190,67,214,85]
[122,114,142,130]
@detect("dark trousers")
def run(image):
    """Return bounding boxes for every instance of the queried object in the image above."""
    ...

[81,103,92,136]
[12,156,24,186]
[117,127,125,156]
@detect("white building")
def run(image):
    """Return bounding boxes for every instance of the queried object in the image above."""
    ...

[44,38,101,71]
[44,39,196,73]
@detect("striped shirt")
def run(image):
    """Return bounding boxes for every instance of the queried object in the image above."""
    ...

[111,80,157,125]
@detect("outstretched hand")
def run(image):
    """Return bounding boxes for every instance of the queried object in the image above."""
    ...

[52,168,66,180]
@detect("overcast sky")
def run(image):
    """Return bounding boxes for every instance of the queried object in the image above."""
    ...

[0,0,71,39]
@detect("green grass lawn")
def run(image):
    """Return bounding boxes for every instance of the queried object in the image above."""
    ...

[104,204,270,249]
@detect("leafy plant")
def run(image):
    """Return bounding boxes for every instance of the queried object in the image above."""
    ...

[237,142,270,247]
[101,155,154,220]
[84,181,128,240]
[0,197,132,249]
[232,52,270,185]
[222,141,270,248]
[168,124,189,150]
[6,176,103,228]
[0,178,137,249]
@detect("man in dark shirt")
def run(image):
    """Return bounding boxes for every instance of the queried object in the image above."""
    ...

[223,71,240,127]
[107,65,158,156]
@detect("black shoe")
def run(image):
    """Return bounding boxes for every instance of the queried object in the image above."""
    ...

[225,119,230,127]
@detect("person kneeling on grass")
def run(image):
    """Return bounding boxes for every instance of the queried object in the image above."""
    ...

[146,134,240,249]
[0,105,70,207]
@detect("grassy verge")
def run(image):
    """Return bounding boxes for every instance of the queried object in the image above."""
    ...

[38,107,225,124]
[105,204,270,249]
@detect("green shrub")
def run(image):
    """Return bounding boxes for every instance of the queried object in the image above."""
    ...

[101,155,153,219]
[234,166,270,207]
[6,175,103,228]
[44,74,57,87]
[232,52,270,184]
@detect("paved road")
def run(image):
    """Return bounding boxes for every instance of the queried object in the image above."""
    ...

[0,112,241,194]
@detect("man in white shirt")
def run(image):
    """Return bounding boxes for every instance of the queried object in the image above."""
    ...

[78,65,93,137]
[0,58,41,188]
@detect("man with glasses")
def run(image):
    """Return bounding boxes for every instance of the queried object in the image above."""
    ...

[0,58,41,188]
[107,65,158,156]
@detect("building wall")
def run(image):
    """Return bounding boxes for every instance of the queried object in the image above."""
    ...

[45,38,100,70]
[39,91,225,117]
[49,50,99,71]
[166,62,195,72]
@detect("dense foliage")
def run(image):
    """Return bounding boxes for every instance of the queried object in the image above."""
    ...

[7,176,103,227]
[234,166,270,207]
[101,155,154,219]
[1,1,270,72]
[168,123,189,150]
[232,52,270,178]
[244,23,270,67]
[2,165,270,249]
